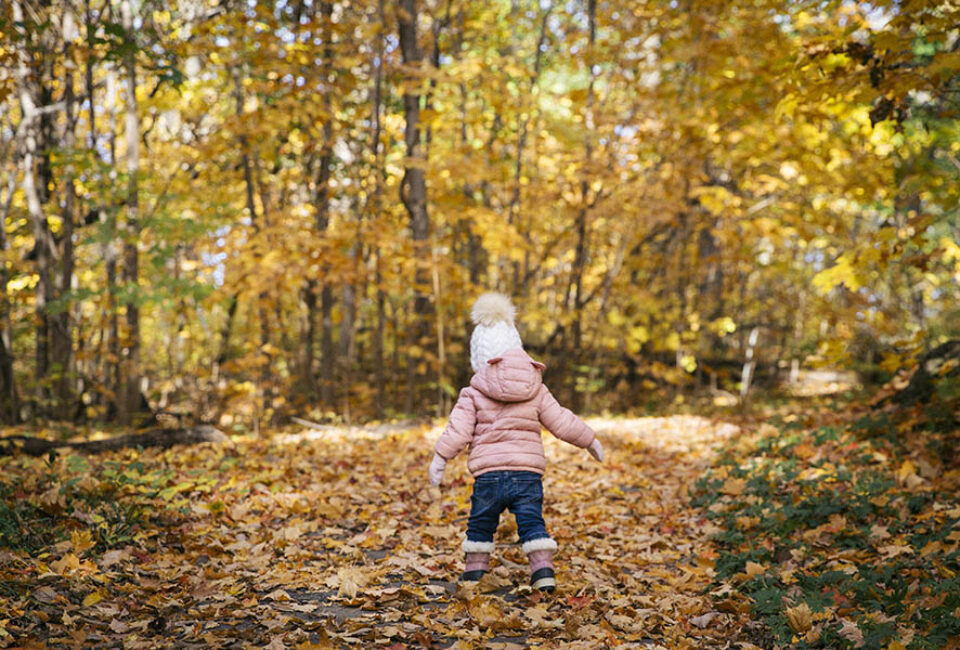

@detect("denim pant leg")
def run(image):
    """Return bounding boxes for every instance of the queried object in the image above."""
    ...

[508,473,550,543]
[465,475,505,543]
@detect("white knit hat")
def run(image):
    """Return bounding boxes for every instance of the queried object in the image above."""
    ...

[470,293,523,372]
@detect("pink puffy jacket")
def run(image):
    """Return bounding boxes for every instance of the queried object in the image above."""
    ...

[434,349,596,476]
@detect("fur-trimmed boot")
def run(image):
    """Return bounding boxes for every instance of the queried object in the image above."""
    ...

[523,538,558,592]
[461,540,495,581]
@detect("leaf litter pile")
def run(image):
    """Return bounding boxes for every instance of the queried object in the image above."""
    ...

[1,416,740,648]
[2,405,958,648]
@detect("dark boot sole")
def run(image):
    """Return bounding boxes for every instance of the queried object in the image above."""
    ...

[460,570,486,582]
[530,567,556,592]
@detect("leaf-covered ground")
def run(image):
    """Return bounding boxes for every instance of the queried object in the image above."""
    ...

[2,403,958,648]
[0,416,739,648]
[693,402,960,649]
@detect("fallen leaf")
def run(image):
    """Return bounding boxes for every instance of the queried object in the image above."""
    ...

[878,544,913,559]
[721,478,747,496]
[263,589,291,601]
[265,636,286,650]
[476,571,512,593]
[71,529,96,555]
[50,553,80,576]
[100,548,132,569]
[690,611,718,628]
[109,618,130,633]
[33,586,60,604]
[869,524,890,542]
[785,602,812,633]
[838,619,864,647]
[896,461,924,488]
[744,561,765,578]
[82,591,102,607]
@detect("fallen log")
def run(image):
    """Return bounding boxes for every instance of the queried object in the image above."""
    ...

[0,425,229,457]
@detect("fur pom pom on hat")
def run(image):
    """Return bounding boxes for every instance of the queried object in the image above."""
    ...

[471,293,517,327]
[470,293,524,372]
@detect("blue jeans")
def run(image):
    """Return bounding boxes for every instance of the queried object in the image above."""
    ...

[466,471,550,544]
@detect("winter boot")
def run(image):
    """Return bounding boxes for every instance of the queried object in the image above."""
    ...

[523,538,558,593]
[461,541,495,582]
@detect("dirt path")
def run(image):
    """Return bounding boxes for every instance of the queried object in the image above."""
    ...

[3,416,741,648]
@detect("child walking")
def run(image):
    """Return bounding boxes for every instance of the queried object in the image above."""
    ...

[428,293,604,592]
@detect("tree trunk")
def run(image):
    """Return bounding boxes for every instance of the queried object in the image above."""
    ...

[304,0,337,408]
[0,425,229,457]
[375,249,386,418]
[425,8,446,416]
[339,221,361,418]
[398,0,431,415]
[79,0,99,416]
[52,12,78,419]
[696,220,722,385]
[229,57,270,432]
[372,0,387,418]
[0,149,18,424]
[339,283,357,367]
[432,242,446,416]
[455,7,484,391]
[740,326,760,405]
[118,0,141,426]
[13,0,55,414]
[103,65,121,419]
[320,283,335,407]
[300,282,317,394]
[509,2,552,294]
[215,293,239,383]
[565,0,597,410]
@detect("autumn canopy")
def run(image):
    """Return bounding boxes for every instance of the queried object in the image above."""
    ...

[1,0,957,424]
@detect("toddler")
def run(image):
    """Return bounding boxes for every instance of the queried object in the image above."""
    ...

[428,293,604,592]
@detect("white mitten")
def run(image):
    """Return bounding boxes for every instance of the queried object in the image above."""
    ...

[587,439,605,463]
[429,453,447,487]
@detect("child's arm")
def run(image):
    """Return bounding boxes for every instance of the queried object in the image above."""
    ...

[538,385,604,461]
[430,388,478,485]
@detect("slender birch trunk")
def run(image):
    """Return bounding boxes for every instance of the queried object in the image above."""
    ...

[13,0,55,415]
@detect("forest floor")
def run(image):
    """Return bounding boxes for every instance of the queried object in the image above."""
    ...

[1,394,958,648]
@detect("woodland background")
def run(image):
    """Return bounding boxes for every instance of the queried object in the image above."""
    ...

[3,2,960,648]
[1,0,959,428]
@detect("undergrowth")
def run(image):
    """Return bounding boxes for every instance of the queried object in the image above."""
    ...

[694,406,960,649]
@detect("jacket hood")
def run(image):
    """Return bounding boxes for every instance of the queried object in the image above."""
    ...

[470,348,545,402]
